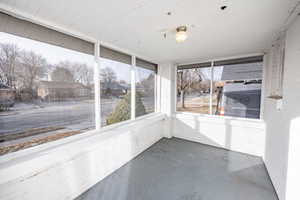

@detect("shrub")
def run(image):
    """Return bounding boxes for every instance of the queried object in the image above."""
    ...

[106,92,146,125]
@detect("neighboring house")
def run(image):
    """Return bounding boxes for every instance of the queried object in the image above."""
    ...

[0,83,15,108]
[101,82,130,97]
[38,81,92,101]
[220,62,263,81]
[216,63,263,118]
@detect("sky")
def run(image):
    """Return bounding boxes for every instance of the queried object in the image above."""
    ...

[0,32,151,84]
[0,32,94,66]
[101,58,153,84]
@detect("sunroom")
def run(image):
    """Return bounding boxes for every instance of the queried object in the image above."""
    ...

[0,1,300,200]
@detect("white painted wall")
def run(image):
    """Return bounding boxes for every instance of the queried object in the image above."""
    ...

[157,63,176,138]
[157,63,176,116]
[171,61,266,157]
[173,113,266,156]
[0,114,166,200]
[263,16,300,200]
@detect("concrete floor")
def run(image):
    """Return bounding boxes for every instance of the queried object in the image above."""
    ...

[75,138,278,200]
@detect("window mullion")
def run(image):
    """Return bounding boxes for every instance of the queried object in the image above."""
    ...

[154,72,158,113]
[131,56,136,120]
[210,61,214,115]
[94,42,101,130]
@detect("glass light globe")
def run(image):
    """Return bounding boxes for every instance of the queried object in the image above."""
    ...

[175,30,187,43]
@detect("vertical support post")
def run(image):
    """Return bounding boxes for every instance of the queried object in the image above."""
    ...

[158,63,175,138]
[156,67,161,113]
[260,53,267,119]
[94,42,101,130]
[154,72,157,113]
[131,56,136,120]
[174,65,178,112]
[210,61,214,115]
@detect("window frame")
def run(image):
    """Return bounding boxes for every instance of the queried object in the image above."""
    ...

[175,55,265,121]
[95,45,158,129]
[135,62,157,117]
[0,32,158,151]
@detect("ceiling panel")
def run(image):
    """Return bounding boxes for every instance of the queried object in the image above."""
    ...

[0,0,298,63]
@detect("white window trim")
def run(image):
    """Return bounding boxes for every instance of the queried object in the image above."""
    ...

[154,71,158,113]
[0,112,166,192]
[131,56,136,120]
[95,44,157,128]
[0,112,165,164]
[0,7,159,128]
[94,41,101,130]
[259,54,267,119]
[174,111,264,123]
[174,55,265,121]
[0,39,157,156]
[0,8,160,159]
[209,61,214,114]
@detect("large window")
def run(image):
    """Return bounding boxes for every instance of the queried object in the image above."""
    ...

[177,66,211,114]
[100,58,131,126]
[135,65,156,116]
[0,32,95,155]
[177,57,263,119]
[0,14,157,155]
[100,57,157,126]
[213,62,263,119]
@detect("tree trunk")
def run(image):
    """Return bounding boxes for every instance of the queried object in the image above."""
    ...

[180,90,185,108]
[215,87,223,114]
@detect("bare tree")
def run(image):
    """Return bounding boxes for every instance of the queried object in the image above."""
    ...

[55,61,93,86]
[0,43,20,88]
[100,67,117,85]
[51,66,74,82]
[177,69,201,108]
[100,67,117,96]
[194,68,205,82]
[70,63,93,86]
[17,51,47,95]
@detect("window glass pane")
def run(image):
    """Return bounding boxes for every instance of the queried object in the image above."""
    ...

[135,66,155,116]
[212,62,263,119]
[100,58,131,126]
[0,32,94,155]
[176,67,211,114]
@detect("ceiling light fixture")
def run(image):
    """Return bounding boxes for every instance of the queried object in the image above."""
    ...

[220,5,227,10]
[175,26,188,43]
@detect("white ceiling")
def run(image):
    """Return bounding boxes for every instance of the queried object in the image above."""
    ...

[0,0,298,64]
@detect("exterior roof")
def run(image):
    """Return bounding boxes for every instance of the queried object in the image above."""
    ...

[223,83,261,93]
[220,62,263,81]
[39,81,90,89]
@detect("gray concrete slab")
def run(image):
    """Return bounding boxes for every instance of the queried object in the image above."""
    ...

[75,138,278,200]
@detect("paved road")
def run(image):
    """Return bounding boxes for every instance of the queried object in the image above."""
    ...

[0,101,96,135]
[0,97,154,136]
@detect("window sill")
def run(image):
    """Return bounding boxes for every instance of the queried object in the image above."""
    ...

[174,112,265,128]
[100,112,158,131]
[0,112,166,185]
